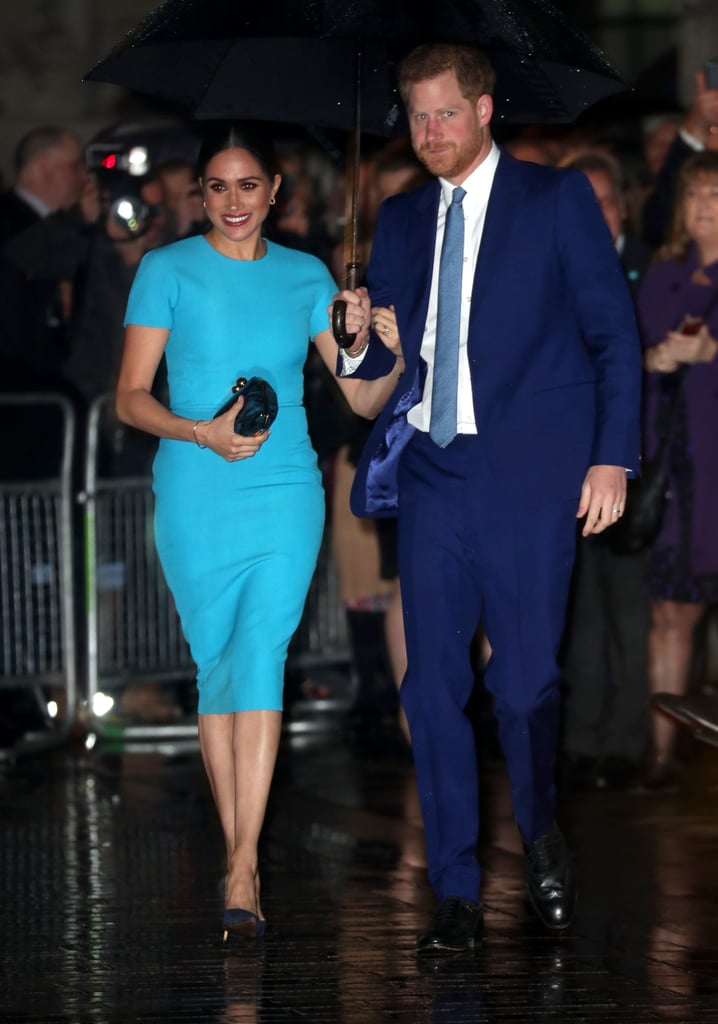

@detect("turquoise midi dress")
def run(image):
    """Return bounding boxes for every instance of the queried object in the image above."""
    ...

[125,235,335,713]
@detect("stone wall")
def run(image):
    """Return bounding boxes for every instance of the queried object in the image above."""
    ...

[0,0,156,182]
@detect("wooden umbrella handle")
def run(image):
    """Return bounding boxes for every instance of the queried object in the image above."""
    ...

[332,261,361,349]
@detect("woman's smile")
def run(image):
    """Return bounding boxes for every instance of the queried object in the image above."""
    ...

[222,212,250,227]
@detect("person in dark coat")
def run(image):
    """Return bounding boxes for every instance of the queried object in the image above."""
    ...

[642,69,718,249]
[0,126,90,748]
[0,125,92,382]
[560,150,653,792]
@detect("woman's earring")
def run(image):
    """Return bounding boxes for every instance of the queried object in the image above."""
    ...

[202,200,207,208]
[269,196,276,206]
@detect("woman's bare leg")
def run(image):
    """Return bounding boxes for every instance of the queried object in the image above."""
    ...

[198,709,282,919]
[385,581,410,743]
[647,600,705,762]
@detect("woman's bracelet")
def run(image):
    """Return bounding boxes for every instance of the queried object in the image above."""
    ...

[193,420,207,448]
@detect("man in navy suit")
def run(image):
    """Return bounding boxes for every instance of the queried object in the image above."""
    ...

[334,44,641,956]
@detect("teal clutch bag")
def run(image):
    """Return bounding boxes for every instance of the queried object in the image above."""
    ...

[214,376,278,436]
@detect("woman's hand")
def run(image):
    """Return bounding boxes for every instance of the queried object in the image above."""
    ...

[194,397,270,462]
[371,304,403,359]
[665,323,718,364]
[645,341,680,373]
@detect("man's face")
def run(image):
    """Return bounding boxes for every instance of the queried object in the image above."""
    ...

[584,169,625,243]
[46,136,89,210]
[643,120,679,178]
[407,69,492,184]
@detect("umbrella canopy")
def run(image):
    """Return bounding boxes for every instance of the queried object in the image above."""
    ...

[85,0,626,130]
[85,0,626,310]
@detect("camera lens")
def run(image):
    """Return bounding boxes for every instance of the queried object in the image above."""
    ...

[110,196,150,234]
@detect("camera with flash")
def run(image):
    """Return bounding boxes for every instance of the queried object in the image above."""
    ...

[86,141,157,237]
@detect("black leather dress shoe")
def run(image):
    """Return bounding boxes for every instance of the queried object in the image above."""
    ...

[416,897,483,956]
[523,825,576,931]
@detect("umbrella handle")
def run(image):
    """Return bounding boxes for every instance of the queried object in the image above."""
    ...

[332,260,362,349]
[332,300,357,350]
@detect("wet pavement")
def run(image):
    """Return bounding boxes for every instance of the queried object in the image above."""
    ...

[2,718,718,1024]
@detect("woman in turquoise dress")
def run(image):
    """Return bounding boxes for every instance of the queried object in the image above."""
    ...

[116,124,405,941]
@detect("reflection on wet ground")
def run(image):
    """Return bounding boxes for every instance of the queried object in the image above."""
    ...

[1,727,718,1023]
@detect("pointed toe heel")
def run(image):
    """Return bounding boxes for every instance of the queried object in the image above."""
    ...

[222,908,266,942]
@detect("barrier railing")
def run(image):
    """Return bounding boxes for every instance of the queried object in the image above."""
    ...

[82,396,195,739]
[0,393,77,755]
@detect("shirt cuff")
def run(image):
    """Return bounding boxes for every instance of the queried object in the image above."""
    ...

[340,346,369,376]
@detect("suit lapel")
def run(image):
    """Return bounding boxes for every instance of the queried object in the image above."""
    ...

[401,182,440,360]
[469,152,523,324]
[398,159,524,354]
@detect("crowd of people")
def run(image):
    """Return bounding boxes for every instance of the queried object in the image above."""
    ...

[2,47,718,951]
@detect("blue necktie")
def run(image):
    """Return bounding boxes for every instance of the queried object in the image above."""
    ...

[429,185,466,448]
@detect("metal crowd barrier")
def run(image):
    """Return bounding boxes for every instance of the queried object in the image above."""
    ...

[83,395,353,741]
[0,393,77,756]
[82,396,195,740]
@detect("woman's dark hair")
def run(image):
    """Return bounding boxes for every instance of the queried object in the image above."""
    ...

[196,123,279,181]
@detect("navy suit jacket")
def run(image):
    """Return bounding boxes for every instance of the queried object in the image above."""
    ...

[343,150,642,518]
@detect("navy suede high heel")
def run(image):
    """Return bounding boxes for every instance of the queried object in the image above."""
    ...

[222,908,266,942]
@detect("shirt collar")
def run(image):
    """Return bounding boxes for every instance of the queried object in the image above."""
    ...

[438,141,500,212]
[14,186,51,218]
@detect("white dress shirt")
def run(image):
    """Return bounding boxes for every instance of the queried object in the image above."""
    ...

[341,143,500,436]
[407,142,500,434]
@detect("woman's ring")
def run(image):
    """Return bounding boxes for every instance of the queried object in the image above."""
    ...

[612,507,621,513]
[383,327,389,336]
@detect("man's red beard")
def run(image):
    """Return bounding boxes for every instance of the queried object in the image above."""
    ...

[415,126,485,180]
[417,143,462,179]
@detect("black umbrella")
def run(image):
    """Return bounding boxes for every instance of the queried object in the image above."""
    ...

[85,0,626,332]
[85,0,625,129]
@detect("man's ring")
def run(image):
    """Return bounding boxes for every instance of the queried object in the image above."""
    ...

[383,327,389,336]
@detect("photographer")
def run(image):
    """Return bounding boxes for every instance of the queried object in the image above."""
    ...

[5,145,180,726]
[6,152,168,441]
[0,126,93,387]
[0,127,93,749]
[63,171,168,423]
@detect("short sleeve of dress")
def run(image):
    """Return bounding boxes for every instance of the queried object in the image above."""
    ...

[124,247,177,330]
[308,262,338,341]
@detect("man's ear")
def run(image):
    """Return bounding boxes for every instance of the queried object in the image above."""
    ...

[477,94,493,127]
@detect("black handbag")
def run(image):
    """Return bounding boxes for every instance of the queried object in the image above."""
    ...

[214,376,278,436]
[609,368,686,555]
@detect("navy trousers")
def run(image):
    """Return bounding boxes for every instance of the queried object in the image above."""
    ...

[397,430,578,901]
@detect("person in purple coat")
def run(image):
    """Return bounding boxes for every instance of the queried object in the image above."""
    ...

[638,151,718,789]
